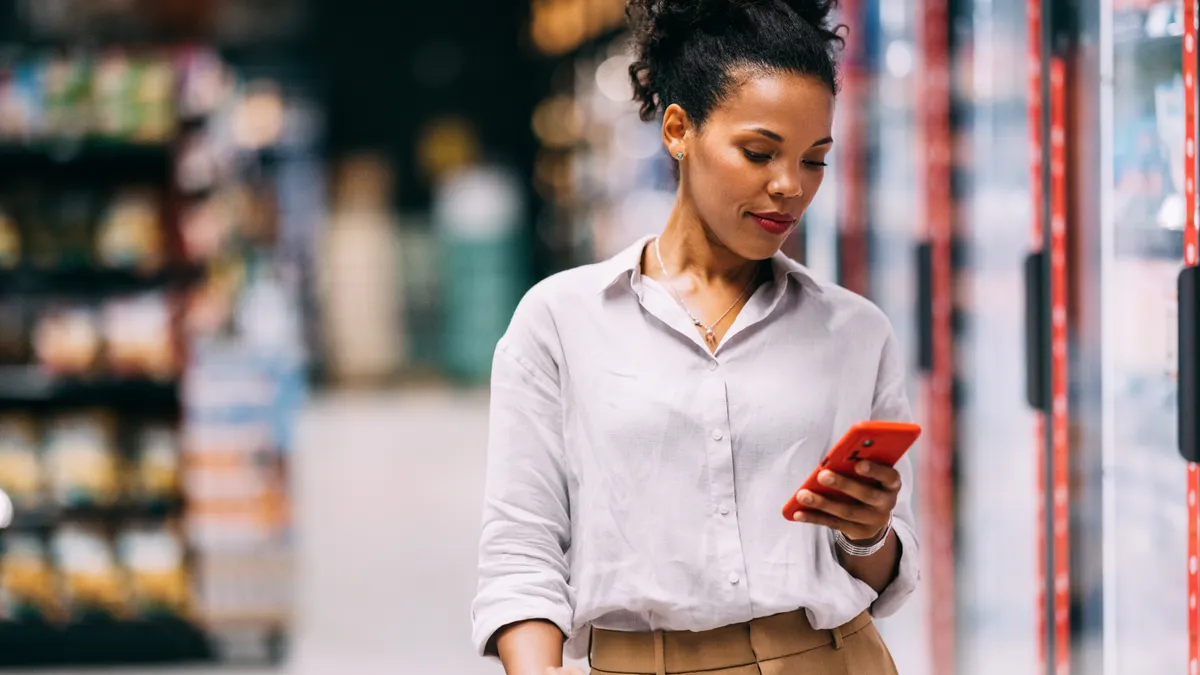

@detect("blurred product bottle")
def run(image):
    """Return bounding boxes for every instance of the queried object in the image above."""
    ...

[0,207,20,270]
[434,165,526,383]
[318,154,404,386]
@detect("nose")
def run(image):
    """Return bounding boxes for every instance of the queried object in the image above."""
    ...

[769,165,804,199]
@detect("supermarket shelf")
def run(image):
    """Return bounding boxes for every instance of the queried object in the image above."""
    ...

[0,140,171,180]
[0,265,203,296]
[0,615,213,667]
[0,367,179,410]
[2,499,184,530]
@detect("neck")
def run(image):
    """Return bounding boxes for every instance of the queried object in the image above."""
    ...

[653,198,759,287]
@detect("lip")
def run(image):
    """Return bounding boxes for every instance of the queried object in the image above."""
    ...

[748,211,798,235]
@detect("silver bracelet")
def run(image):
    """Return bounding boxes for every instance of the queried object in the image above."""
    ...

[834,520,892,557]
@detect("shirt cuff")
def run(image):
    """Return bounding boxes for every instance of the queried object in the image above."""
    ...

[867,516,920,618]
[471,597,575,658]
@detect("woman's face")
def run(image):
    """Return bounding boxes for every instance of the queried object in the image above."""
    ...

[666,70,835,261]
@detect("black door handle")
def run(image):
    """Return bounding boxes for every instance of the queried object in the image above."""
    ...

[916,242,933,373]
[1024,251,1048,411]
[1179,265,1199,462]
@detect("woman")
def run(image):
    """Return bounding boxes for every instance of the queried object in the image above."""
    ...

[472,1,919,673]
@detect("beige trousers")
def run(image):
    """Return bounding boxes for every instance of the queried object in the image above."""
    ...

[588,609,900,675]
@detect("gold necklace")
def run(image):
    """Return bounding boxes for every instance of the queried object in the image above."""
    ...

[653,237,758,349]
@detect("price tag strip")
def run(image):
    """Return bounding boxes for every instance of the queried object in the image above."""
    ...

[1184,0,1198,671]
[1048,55,1071,675]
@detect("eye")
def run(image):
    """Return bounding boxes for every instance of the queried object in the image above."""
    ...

[803,160,829,168]
[742,149,771,163]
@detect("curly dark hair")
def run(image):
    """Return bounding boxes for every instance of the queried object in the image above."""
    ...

[626,0,846,126]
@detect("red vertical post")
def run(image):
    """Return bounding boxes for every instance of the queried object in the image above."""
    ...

[838,0,868,296]
[919,0,955,672]
[1026,1,1048,670]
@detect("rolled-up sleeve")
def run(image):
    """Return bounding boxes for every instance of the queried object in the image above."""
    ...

[470,293,574,656]
[864,325,921,618]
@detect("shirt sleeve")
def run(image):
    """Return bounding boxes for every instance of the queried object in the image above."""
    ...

[470,293,575,657]
[865,325,921,618]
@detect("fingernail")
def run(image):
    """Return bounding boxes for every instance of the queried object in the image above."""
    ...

[799,491,814,505]
[793,511,805,521]
[819,471,835,486]
[857,462,870,475]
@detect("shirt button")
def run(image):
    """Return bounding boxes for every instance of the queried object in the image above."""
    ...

[711,429,724,441]
[719,505,730,516]
[728,572,740,585]
[707,360,718,371]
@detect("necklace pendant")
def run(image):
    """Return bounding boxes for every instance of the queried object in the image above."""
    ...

[704,329,717,348]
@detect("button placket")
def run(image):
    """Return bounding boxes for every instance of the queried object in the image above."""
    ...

[700,376,750,610]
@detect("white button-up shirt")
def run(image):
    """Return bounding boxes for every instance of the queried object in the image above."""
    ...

[471,236,920,658]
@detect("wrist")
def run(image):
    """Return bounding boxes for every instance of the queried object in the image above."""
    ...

[849,525,889,546]
[835,518,892,557]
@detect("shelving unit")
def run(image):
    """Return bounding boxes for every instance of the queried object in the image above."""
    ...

[0,42,204,664]
[0,24,311,665]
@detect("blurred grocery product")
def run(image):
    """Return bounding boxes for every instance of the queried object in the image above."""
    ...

[95,188,165,271]
[0,59,44,141]
[43,54,91,140]
[117,523,192,616]
[434,164,527,382]
[0,206,20,269]
[135,425,182,503]
[33,304,101,376]
[102,293,178,380]
[0,487,11,529]
[176,48,233,121]
[0,534,63,621]
[0,415,41,509]
[42,412,121,508]
[51,524,129,618]
[319,153,404,385]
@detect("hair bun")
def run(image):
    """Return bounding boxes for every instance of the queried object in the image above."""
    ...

[627,0,844,121]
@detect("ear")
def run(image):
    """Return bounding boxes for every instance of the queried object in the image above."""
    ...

[661,103,693,158]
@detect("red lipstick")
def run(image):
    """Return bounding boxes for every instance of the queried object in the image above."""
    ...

[749,211,798,236]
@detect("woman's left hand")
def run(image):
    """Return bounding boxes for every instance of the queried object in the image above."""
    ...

[791,460,900,543]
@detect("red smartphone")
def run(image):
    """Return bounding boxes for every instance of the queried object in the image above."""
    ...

[781,421,922,521]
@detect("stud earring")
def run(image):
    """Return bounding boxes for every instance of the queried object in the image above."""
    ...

[675,151,685,160]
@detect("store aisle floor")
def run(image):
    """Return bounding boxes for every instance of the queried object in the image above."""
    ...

[288,388,502,675]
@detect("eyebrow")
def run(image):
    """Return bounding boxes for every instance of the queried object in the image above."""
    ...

[750,128,835,147]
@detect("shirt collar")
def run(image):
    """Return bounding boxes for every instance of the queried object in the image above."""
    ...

[595,234,825,296]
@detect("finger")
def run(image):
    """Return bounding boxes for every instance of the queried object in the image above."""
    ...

[817,470,892,508]
[791,508,879,540]
[854,461,903,492]
[792,506,885,541]
[791,507,853,531]
[796,489,880,527]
